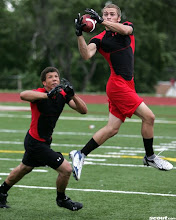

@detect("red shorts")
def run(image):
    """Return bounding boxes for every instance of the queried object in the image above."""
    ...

[106,75,143,122]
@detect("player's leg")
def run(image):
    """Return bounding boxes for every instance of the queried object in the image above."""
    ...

[134,102,155,155]
[69,113,123,180]
[55,159,83,211]
[0,163,33,208]
[134,102,173,170]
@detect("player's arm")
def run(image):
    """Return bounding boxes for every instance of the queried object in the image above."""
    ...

[102,21,133,35]
[78,36,97,60]
[68,95,88,114]
[85,8,133,35]
[20,85,61,102]
[60,78,87,114]
[20,90,48,102]
[75,13,97,60]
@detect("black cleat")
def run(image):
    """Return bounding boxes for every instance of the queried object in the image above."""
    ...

[0,193,10,208]
[56,196,83,211]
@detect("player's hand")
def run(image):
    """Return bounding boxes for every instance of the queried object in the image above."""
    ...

[60,78,75,98]
[75,13,86,36]
[47,85,62,99]
[85,8,104,24]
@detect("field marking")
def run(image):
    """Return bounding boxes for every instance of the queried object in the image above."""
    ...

[0,106,30,111]
[0,173,10,175]
[87,154,176,162]
[0,150,24,153]
[0,112,176,124]
[0,158,21,161]
[0,129,176,140]
[1,140,176,150]
[13,184,176,197]
[0,150,176,162]
[0,159,175,169]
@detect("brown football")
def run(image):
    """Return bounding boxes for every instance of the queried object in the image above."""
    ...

[81,14,97,33]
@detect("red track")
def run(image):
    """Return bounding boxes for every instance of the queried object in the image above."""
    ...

[0,93,176,106]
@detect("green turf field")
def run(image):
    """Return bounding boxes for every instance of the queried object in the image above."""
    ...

[0,103,175,220]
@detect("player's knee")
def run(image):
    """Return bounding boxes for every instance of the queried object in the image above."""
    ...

[20,163,33,174]
[65,164,72,176]
[107,126,119,137]
[148,112,155,125]
[59,161,72,176]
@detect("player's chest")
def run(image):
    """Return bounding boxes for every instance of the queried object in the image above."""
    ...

[101,32,131,53]
[37,97,65,116]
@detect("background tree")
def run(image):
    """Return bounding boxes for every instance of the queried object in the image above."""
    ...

[0,0,176,93]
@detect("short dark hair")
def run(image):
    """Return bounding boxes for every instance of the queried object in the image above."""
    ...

[40,67,60,82]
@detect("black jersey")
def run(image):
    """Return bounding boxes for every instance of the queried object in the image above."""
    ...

[29,87,70,142]
[89,21,135,81]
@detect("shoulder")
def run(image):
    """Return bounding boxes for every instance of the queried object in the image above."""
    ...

[33,87,46,93]
[123,21,134,28]
[90,30,106,41]
[89,31,106,49]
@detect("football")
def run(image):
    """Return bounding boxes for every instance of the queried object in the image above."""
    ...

[81,14,97,33]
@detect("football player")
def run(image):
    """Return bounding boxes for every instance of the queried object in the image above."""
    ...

[70,3,173,181]
[0,67,87,210]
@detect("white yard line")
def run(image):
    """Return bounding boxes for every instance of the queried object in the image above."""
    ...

[0,106,30,111]
[13,185,176,197]
[0,112,176,124]
[0,158,175,169]
[0,129,176,140]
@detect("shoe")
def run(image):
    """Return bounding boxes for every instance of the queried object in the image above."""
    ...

[0,193,10,208]
[69,150,85,181]
[56,196,83,211]
[143,155,173,171]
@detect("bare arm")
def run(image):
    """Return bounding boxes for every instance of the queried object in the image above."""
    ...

[102,20,133,35]
[78,36,97,60]
[20,90,48,102]
[68,94,88,114]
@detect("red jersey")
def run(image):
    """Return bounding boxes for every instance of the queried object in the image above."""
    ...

[29,87,70,142]
[89,21,135,80]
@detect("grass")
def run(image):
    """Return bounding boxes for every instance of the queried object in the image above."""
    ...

[0,103,176,220]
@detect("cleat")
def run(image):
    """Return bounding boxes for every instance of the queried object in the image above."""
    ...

[56,196,83,211]
[0,193,10,208]
[143,155,173,171]
[69,150,85,181]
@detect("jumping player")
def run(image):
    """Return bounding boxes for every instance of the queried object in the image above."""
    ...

[70,4,173,180]
[0,67,87,210]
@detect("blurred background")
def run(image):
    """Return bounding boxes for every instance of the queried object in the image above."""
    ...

[0,0,176,96]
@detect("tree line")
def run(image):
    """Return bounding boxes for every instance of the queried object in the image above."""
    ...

[0,0,176,93]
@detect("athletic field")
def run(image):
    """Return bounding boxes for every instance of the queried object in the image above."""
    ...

[0,100,175,220]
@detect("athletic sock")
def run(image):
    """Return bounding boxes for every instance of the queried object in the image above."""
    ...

[81,138,99,156]
[143,137,154,157]
[0,181,12,194]
[57,192,66,200]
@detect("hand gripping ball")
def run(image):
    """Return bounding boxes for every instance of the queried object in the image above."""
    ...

[81,14,97,33]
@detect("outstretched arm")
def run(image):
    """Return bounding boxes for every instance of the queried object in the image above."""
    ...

[68,95,88,114]
[20,85,62,102]
[85,8,133,35]
[75,13,97,60]
[102,20,133,35]
[20,90,48,102]
[59,78,87,114]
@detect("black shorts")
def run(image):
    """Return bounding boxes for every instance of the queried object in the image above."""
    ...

[22,132,64,169]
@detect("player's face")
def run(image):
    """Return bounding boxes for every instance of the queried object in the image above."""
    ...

[102,8,121,23]
[43,72,60,91]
